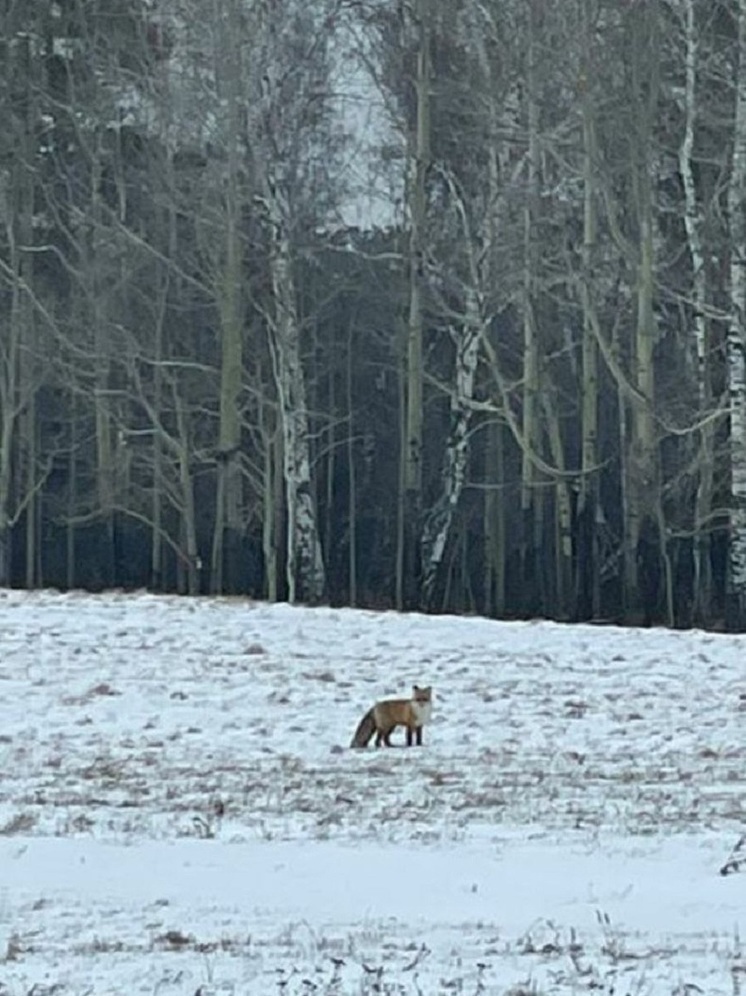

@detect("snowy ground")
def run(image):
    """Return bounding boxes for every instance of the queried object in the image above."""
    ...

[0,588,745,993]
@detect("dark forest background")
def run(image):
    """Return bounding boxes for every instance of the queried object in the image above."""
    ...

[3,0,746,629]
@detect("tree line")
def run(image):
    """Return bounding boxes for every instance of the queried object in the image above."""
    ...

[2,0,746,629]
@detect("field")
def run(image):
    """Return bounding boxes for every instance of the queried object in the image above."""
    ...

[0,588,745,994]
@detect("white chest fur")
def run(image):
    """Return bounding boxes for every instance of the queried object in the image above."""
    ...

[411,700,432,726]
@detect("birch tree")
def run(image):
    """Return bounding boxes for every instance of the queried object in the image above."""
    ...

[727,0,746,619]
[420,176,483,608]
[676,0,715,622]
[246,0,337,604]
[418,1,509,609]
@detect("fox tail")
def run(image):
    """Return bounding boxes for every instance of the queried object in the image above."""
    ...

[350,707,376,748]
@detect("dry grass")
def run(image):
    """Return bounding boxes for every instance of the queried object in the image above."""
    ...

[0,811,37,836]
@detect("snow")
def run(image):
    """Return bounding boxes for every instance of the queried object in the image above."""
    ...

[1,588,745,993]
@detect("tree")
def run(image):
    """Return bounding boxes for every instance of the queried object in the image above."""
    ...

[727,0,746,621]
[209,0,247,595]
[246,0,337,604]
[398,0,430,609]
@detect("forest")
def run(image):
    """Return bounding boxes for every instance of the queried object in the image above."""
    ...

[2,0,746,629]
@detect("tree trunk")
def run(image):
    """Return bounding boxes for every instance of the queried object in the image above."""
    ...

[175,388,199,596]
[150,274,168,591]
[679,0,713,624]
[621,3,662,624]
[727,0,746,623]
[520,2,541,615]
[324,356,335,595]
[23,360,37,588]
[66,391,78,590]
[261,395,280,603]
[421,279,481,607]
[0,32,34,587]
[542,391,573,619]
[150,148,178,592]
[398,0,430,609]
[210,0,244,595]
[483,417,506,617]
[266,182,326,605]
[90,144,116,588]
[576,2,600,619]
[624,200,659,622]
[347,318,358,607]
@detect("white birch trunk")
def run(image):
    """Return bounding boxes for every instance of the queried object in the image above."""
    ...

[678,0,713,619]
[421,284,482,605]
[245,0,327,605]
[679,0,707,397]
[265,179,326,605]
[420,126,497,606]
[727,0,746,610]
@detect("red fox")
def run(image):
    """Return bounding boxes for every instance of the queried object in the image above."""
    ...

[350,685,433,748]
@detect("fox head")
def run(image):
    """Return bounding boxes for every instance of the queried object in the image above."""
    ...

[412,685,432,702]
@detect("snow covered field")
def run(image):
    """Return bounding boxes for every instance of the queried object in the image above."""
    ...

[1,588,745,993]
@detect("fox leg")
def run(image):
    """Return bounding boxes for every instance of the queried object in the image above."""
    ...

[415,726,423,746]
[406,727,413,747]
[382,726,396,747]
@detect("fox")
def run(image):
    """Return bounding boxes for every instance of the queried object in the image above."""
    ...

[350,685,433,748]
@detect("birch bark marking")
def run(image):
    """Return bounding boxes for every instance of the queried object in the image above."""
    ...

[265,180,326,605]
[679,0,707,397]
[247,3,326,605]
[421,281,481,607]
[678,0,713,621]
[727,0,746,618]
[421,7,503,610]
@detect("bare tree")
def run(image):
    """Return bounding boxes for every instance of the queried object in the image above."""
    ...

[396,0,430,609]
[0,23,51,585]
[727,0,746,619]
[209,0,247,594]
